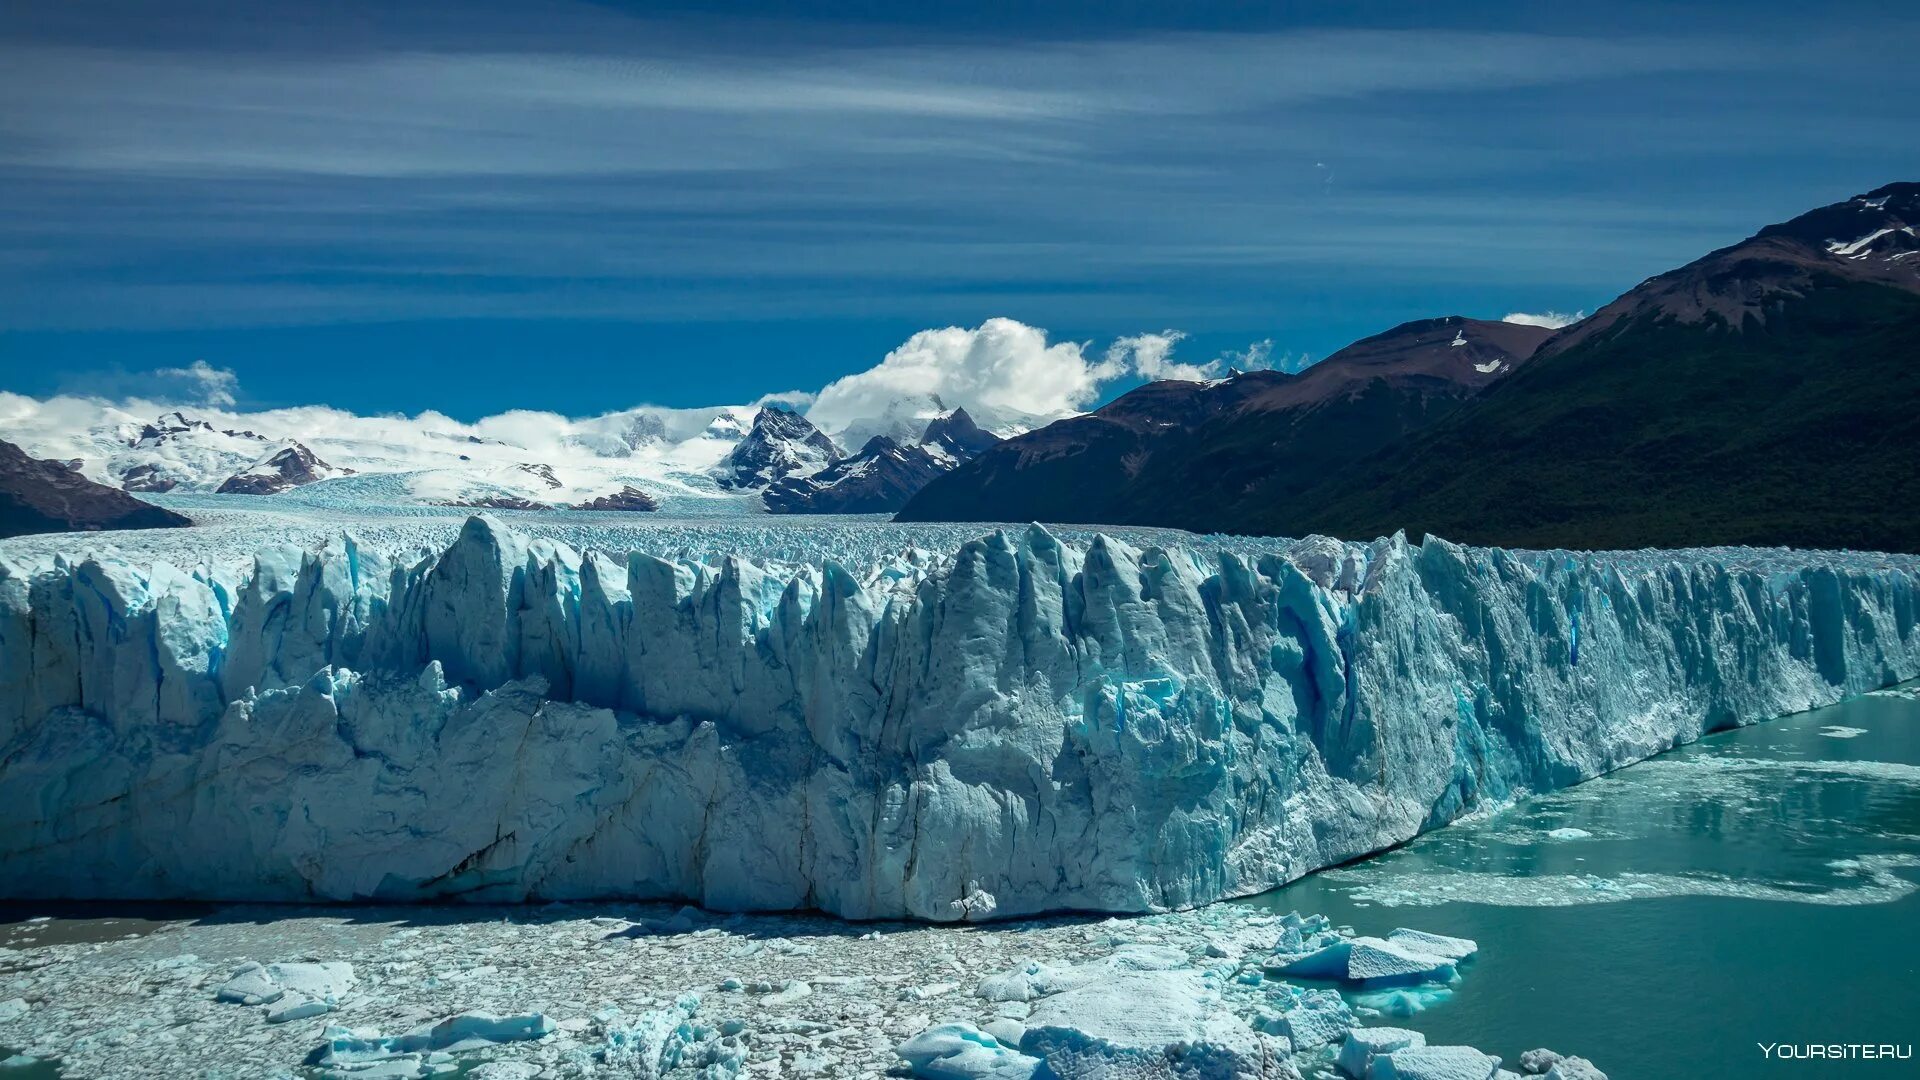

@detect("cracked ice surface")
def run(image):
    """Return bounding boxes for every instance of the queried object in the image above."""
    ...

[0,902,1531,1079]
[0,899,1382,1076]
[2,513,1919,919]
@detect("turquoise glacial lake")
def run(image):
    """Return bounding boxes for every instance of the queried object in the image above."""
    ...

[1245,686,1920,1079]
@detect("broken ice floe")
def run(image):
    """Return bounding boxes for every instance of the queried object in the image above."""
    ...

[0,897,1600,1080]
[1366,1044,1502,1079]
[898,1024,1041,1080]
[314,1012,554,1077]
[594,994,747,1078]
[216,961,356,1024]
[899,909,1531,1080]
[1335,1025,1424,1076]
[1271,931,1473,988]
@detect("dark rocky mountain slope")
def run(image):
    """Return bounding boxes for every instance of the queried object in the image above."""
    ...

[0,439,191,538]
[902,182,1920,553]
[897,316,1549,527]
[1279,182,1920,552]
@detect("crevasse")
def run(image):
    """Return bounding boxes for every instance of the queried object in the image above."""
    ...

[2,515,1917,921]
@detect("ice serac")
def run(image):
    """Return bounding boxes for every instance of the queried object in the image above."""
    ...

[2,517,1919,920]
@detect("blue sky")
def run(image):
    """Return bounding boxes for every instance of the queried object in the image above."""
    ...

[2,0,1915,418]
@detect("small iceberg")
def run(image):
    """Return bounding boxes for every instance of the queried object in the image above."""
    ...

[215,961,356,1024]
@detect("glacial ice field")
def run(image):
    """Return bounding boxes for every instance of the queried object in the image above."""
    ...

[6,686,1913,1079]
[4,504,1919,923]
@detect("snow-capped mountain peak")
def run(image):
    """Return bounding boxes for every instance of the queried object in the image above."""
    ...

[215,442,352,495]
[713,405,840,490]
[920,407,1001,459]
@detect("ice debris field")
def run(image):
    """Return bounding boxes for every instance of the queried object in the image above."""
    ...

[4,512,1920,921]
[0,899,1608,1079]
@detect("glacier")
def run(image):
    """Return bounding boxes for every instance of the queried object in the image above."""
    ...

[2,514,1918,920]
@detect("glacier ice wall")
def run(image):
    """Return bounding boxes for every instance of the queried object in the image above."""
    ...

[3,515,1918,920]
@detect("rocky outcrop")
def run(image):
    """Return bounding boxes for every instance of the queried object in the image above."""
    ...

[573,486,660,512]
[0,439,191,539]
[764,437,951,514]
[216,443,350,495]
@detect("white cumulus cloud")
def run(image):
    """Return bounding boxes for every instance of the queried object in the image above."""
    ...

[1107,330,1222,383]
[806,317,1122,437]
[148,360,241,406]
[1502,310,1586,329]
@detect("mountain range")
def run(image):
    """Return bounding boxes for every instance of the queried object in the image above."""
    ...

[6,182,1915,551]
[1,394,1017,525]
[901,182,1920,553]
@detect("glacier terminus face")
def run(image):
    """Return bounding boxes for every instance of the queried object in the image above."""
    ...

[2,514,1917,921]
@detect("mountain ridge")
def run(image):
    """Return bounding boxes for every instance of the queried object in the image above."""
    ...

[896,315,1550,526]
[0,439,192,539]
[900,180,1920,552]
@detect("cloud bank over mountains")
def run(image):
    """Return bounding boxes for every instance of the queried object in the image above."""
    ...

[807,318,1124,437]
[3,319,1293,462]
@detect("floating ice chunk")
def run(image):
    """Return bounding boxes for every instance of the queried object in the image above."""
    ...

[1543,1058,1607,1080]
[761,979,812,1004]
[1352,984,1455,1017]
[467,1064,540,1080]
[900,981,961,1001]
[1545,828,1592,840]
[897,1023,1043,1080]
[1385,928,1477,961]
[0,1054,42,1071]
[1517,1049,1562,1074]
[273,962,356,1000]
[215,962,283,1005]
[318,1012,555,1069]
[216,960,356,1018]
[1023,971,1213,1050]
[1020,969,1289,1078]
[1269,912,1344,963]
[982,1018,1027,1049]
[1370,1045,1501,1080]
[976,944,1188,1002]
[1819,726,1868,738]
[598,994,744,1077]
[1257,986,1355,1049]
[1275,937,1458,987]
[266,993,334,1024]
[1338,1027,1426,1078]
[0,999,27,1022]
